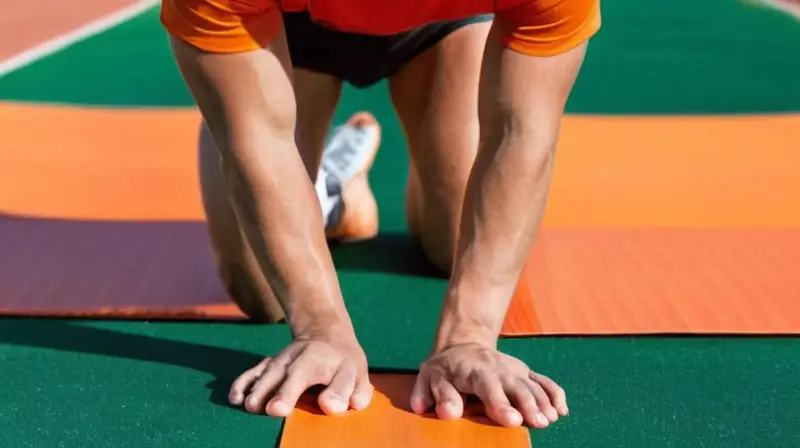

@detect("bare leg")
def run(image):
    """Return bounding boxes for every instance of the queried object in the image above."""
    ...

[389,22,490,272]
[294,69,344,180]
[199,69,338,322]
[199,122,283,322]
[200,69,379,321]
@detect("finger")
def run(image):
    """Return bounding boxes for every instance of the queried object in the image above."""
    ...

[244,357,289,414]
[507,378,549,428]
[527,379,559,423]
[267,362,318,417]
[473,374,523,427]
[229,358,270,406]
[410,369,433,415]
[318,366,356,415]
[530,371,568,416]
[430,371,463,421]
[350,375,374,411]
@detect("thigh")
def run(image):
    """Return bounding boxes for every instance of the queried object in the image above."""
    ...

[390,20,489,199]
[198,120,285,322]
[389,20,490,255]
[388,19,490,270]
[167,16,298,322]
[292,68,343,179]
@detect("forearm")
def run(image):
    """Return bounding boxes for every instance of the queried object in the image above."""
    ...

[169,36,352,339]
[435,128,556,348]
[220,134,352,337]
[434,40,587,349]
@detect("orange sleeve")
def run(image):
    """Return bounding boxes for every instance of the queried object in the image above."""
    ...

[495,0,601,57]
[160,0,282,53]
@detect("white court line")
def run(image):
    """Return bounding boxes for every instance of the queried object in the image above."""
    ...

[0,0,159,77]
[756,0,800,20]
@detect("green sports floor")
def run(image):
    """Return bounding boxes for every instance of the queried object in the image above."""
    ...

[1,2,800,446]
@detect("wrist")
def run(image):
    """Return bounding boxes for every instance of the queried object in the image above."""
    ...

[433,288,502,352]
[287,300,357,342]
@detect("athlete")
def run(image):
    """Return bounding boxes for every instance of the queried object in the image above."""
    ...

[162,0,600,429]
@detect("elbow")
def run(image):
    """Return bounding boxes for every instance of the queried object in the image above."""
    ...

[482,116,558,182]
[508,111,560,182]
[518,137,556,183]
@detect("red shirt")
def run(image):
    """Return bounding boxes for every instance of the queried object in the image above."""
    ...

[162,0,600,57]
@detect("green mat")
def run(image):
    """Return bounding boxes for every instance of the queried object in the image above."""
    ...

[1,319,798,447]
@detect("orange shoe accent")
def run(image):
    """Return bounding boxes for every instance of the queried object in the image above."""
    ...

[324,112,381,242]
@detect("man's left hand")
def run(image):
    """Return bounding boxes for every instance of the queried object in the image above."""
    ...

[410,343,568,428]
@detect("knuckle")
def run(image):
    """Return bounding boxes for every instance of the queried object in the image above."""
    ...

[284,360,303,376]
[272,354,292,370]
[467,369,485,387]
[518,392,538,409]
[528,380,547,397]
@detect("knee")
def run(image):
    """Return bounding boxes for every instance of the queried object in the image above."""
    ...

[409,190,465,273]
[215,256,284,323]
[419,234,456,273]
[405,166,470,273]
[417,200,461,272]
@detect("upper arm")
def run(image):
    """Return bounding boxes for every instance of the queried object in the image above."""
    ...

[479,12,593,143]
[480,0,599,140]
[164,0,296,161]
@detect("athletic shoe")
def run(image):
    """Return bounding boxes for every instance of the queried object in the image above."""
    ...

[321,112,381,241]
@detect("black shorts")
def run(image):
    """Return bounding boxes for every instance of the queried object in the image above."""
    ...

[283,12,493,88]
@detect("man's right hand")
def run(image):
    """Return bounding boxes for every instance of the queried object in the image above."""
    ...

[228,335,373,417]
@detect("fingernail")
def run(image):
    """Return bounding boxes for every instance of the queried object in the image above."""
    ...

[352,395,368,410]
[439,401,458,419]
[330,404,347,414]
[267,399,291,416]
[498,407,520,425]
[327,397,348,414]
[536,413,549,426]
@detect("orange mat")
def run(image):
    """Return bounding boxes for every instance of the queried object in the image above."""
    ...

[3,104,799,226]
[502,229,800,335]
[1,102,799,335]
[280,374,530,448]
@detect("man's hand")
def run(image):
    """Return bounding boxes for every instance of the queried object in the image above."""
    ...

[410,343,568,428]
[228,335,373,417]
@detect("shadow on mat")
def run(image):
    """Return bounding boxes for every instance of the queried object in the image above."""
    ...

[0,319,262,410]
[329,233,446,279]
[0,214,445,299]
[0,320,424,415]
